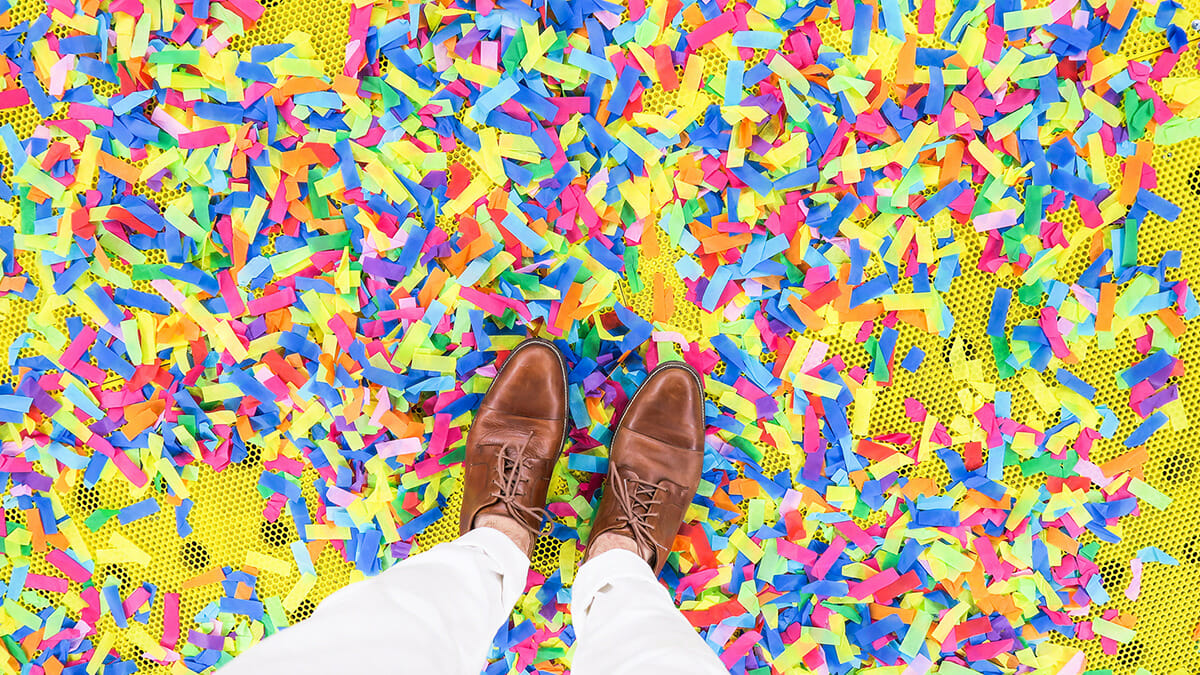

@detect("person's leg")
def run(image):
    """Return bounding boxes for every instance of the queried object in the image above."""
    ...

[220,338,570,674]
[218,526,530,675]
[570,546,727,674]
[571,361,726,674]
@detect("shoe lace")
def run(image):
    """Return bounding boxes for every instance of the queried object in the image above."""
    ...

[610,470,667,561]
[488,436,550,539]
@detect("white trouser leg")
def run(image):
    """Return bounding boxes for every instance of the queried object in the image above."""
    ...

[569,549,728,675]
[220,527,529,675]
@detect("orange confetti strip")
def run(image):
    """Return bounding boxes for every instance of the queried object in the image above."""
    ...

[555,284,583,333]
[182,567,225,590]
[1156,307,1186,337]
[96,152,140,184]
[652,273,674,323]
[1100,446,1149,477]
[1108,0,1133,27]
[1118,142,1152,205]
[269,76,332,101]
[1097,281,1116,331]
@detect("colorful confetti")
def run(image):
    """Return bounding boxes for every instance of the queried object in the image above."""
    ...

[0,0,1197,671]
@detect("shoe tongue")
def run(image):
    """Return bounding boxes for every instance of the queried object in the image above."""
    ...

[482,431,534,452]
[618,439,686,487]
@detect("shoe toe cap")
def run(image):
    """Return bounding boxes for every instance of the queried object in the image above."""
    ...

[622,364,705,450]
[484,340,567,419]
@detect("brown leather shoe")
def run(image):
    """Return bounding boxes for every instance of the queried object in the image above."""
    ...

[585,361,706,575]
[459,338,568,543]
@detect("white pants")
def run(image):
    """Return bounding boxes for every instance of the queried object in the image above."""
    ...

[220,528,728,674]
